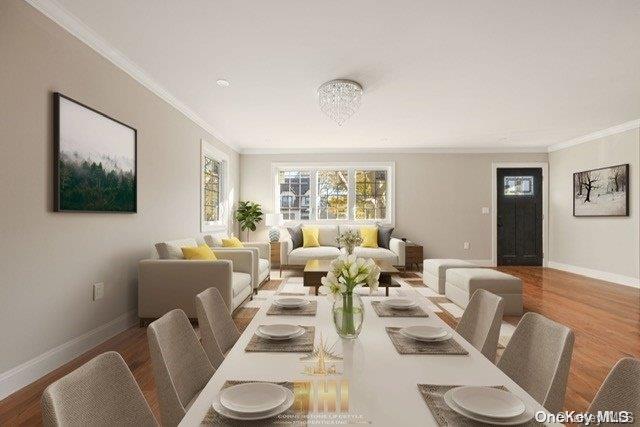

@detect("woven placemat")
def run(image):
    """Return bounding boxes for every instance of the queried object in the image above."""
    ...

[418,384,541,426]
[386,327,468,355]
[371,301,428,317]
[245,326,315,353]
[201,380,308,426]
[267,301,317,316]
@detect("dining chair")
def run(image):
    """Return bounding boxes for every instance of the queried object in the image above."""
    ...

[195,287,240,368]
[147,309,215,426]
[455,289,504,361]
[586,358,640,418]
[41,351,157,427]
[497,312,574,413]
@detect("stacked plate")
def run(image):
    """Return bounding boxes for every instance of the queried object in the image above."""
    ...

[399,325,452,342]
[383,297,417,310]
[213,382,295,421]
[273,297,310,309]
[443,386,534,425]
[256,324,305,340]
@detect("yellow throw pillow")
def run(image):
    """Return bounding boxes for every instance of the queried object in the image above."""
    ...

[222,237,244,247]
[360,227,379,248]
[302,227,320,248]
[181,244,217,260]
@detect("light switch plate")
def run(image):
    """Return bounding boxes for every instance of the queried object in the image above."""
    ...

[463,242,470,250]
[93,282,104,301]
[481,207,490,214]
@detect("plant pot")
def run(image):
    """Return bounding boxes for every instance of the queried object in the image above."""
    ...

[332,292,364,339]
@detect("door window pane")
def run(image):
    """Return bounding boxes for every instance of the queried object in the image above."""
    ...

[504,176,534,196]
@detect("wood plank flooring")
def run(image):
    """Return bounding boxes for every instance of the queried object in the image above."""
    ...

[0,268,638,425]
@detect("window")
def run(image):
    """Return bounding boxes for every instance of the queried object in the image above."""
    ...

[273,163,394,224]
[203,156,221,221]
[355,170,387,220]
[504,176,534,196]
[201,140,229,232]
[279,170,311,220]
[317,170,349,219]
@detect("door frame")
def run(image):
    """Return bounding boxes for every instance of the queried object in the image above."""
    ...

[491,162,548,267]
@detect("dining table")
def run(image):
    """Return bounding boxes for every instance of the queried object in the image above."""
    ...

[179,289,556,426]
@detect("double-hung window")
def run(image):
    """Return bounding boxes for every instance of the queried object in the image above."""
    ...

[273,163,394,224]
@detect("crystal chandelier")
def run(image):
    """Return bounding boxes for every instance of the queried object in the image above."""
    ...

[318,79,363,126]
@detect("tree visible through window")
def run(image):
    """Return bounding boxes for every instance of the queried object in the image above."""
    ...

[279,170,310,220]
[355,170,387,219]
[317,170,348,219]
[203,156,220,221]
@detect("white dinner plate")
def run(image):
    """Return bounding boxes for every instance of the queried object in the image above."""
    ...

[273,297,310,309]
[214,386,295,420]
[258,324,304,338]
[383,298,417,310]
[451,386,526,419]
[443,389,534,426]
[400,325,448,341]
[219,382,287,414]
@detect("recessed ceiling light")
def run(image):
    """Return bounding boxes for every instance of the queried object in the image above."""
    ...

[216,79,230,87]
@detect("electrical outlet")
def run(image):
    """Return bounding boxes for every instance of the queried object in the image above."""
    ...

[463,242,470,250]
[93,282,104,301]
[481,207,490,214]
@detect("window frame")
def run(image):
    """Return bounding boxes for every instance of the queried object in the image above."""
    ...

[272,162,395,226]
[201,140,230,232]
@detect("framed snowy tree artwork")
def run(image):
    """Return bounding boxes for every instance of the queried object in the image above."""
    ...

[573,164,629,217]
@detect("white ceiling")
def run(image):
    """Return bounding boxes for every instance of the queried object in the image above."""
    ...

[41,0,640,152]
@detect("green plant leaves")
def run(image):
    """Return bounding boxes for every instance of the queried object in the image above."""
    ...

[235,201,263,231]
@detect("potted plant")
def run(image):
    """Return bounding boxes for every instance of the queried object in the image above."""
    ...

[336,229,363,255]
[319,255,381,339]
[235,201,263,241]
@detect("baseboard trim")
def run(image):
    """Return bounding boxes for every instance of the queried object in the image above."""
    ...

[547,261,640,288]
[0,309,137,400]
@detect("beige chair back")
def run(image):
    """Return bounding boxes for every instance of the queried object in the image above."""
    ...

[196,287,240,366]
[497,312,574,413]
[147,309,214,426]
[41,351,157,426]
[455,289,504,361]
[587,358,640,417]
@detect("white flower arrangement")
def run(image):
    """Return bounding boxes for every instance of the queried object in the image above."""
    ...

[319,254,381,297]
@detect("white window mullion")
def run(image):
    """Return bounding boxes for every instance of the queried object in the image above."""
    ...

[347,169,356,221]
[310,169,318,220]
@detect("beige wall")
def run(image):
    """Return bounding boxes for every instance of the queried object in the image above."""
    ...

[240,152,548,260]
[549,128,640,281]
[0,1,239,374]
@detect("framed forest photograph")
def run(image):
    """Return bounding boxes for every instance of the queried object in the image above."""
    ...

[54,93,137,212]
[573,163,629,217]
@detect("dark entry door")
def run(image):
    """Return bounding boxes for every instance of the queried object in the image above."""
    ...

[497,168,543,266]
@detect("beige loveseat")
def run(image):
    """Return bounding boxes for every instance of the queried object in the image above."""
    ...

[280,225,406,272]
[138,238,254,325]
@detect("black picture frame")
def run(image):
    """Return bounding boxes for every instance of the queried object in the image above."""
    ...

[53,92,137,213]
[573,163,629,217]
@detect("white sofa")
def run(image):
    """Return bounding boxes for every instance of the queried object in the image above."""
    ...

[203,234,271,292]
[280,225,406,272]
[138,238,254,324]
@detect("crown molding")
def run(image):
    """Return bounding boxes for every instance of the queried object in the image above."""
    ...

[24,0,241,153]
[241,145,548,155]
[547,119,640,153]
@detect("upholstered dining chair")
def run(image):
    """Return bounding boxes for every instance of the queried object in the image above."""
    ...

[497,312,574,413]
[196,287,240,368]
[586,358,640,420]
[41,351,157,427]
[147,309,215,426]
[455,289,504,361]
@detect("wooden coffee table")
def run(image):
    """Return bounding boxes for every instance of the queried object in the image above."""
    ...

[303,259,400,296]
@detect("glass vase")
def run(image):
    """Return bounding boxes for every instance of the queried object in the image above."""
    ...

[332,291,364,339]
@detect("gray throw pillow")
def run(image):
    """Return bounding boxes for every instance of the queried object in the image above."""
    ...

[287,224,303,249]
[377,225,394,249]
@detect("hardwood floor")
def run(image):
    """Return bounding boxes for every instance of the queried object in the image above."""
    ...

[0,268,638,425]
